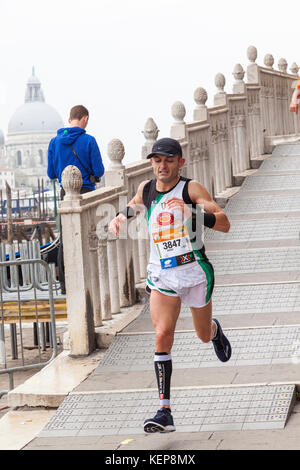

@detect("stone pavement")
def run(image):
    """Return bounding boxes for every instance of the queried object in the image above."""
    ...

[19,143,300,449]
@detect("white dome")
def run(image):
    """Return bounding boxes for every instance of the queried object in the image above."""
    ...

[8,101,64,135]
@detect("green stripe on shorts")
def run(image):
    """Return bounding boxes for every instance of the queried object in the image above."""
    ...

[192,249,214,303]
[147,277,177,295]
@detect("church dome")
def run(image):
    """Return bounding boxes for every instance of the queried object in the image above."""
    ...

[8,101,64,135]
[7,67,64,135]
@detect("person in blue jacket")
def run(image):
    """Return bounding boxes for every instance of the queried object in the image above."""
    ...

[47,104,105,293]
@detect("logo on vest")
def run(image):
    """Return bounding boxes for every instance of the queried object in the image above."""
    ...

[157,212,174,226]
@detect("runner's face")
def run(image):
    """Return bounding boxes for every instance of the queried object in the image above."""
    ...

[151,154,183,183]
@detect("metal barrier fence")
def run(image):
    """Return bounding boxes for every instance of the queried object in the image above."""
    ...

[0,258,58,396]
[0,239,61,293]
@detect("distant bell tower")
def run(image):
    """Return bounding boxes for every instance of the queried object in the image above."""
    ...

[24,66,45,103]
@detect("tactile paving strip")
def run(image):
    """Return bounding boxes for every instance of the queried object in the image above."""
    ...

[207,246,300,274]
[225,194,300,214]
[96,326,300,371]
[141,282,300,317]
[181,282,300,316]
[204,218,300,242]
[260,156,300,172]
[239,174,300,192]
[39,384,296,435]
[272,144,300,157]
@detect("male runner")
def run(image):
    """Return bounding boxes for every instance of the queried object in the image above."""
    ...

[109,137,231,433]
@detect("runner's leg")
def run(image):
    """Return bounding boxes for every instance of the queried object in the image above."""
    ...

[150,289,181,409]
[190,299,216,343]
[144,289,181,433]
[191,299,231,362]
[150,289,181,353]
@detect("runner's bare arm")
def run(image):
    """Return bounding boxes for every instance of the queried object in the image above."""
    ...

[108,180,149,236]
[188,180,230,233]
[127,180,149,209]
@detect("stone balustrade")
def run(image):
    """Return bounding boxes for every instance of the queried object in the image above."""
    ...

[59,46,300,355]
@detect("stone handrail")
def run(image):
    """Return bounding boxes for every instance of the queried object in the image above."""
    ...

[59,46,300,355]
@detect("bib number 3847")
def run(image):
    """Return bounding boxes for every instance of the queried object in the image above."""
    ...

[153,229,195,269]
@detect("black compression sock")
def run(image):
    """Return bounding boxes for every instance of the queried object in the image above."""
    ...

[154,352,172,407]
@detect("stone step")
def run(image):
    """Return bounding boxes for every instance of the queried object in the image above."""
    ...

[215,187,240,208]
[251,154,272,169]
[233,169,258,186]
[93,326,300,373]
[38,384,296,437]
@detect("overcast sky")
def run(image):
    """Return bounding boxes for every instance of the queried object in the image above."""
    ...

[0,0,298,167]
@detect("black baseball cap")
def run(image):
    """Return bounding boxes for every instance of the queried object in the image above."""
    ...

[146,137,182,159]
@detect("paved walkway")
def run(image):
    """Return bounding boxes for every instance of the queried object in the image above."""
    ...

[24,143,300,449]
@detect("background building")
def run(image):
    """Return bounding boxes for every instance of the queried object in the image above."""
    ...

[1,67,64,191]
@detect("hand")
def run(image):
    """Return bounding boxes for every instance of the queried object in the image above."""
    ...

[165,197,192,219]
[108,213,127,237]
[289,88,300,114]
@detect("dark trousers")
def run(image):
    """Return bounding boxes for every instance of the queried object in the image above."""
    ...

[58,187,93,290]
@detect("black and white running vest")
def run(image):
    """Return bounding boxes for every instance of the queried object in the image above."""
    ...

[143,176,208,270]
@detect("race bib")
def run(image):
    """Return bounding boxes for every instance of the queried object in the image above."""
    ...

[152,212,195,269]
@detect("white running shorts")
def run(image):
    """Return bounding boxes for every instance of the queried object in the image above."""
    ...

[146,261,214,308]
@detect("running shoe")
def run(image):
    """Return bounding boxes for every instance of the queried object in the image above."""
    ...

[212,318,231,362]
[144,408,176,433]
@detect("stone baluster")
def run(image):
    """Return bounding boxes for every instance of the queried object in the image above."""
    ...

[170,101,186,139]
[98,234,112,320]
[231,64,250,174]
[238,105,249,173]
[209,117,221,194]
[214,73,232,189]
[263,54,276,135]
[220,117,232,189]
[61,165,95,355]
[193,88,208,121]
[278,58,290,135]
[107,233,121,315]
[246,85,264,157]
[232,64,246,94]
[117,236,135,308]
[105,139,127,187]
[211,74,226,193]
[142,118,159,159]
[88,224,102,327]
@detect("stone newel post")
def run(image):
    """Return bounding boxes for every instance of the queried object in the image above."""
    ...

[60,165,96,356]
[170,101,186,139]
[278,58,288,73]
[214,73,227,106]
[105,139,127,187]
[193,87,208,121]
[290,63,299,75]
[141,118,159,159]
[264,53,274,69]
[232,64,246,94]
[247,45,259,83]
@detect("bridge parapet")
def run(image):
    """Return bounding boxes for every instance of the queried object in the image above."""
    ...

[60,46,300,355]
